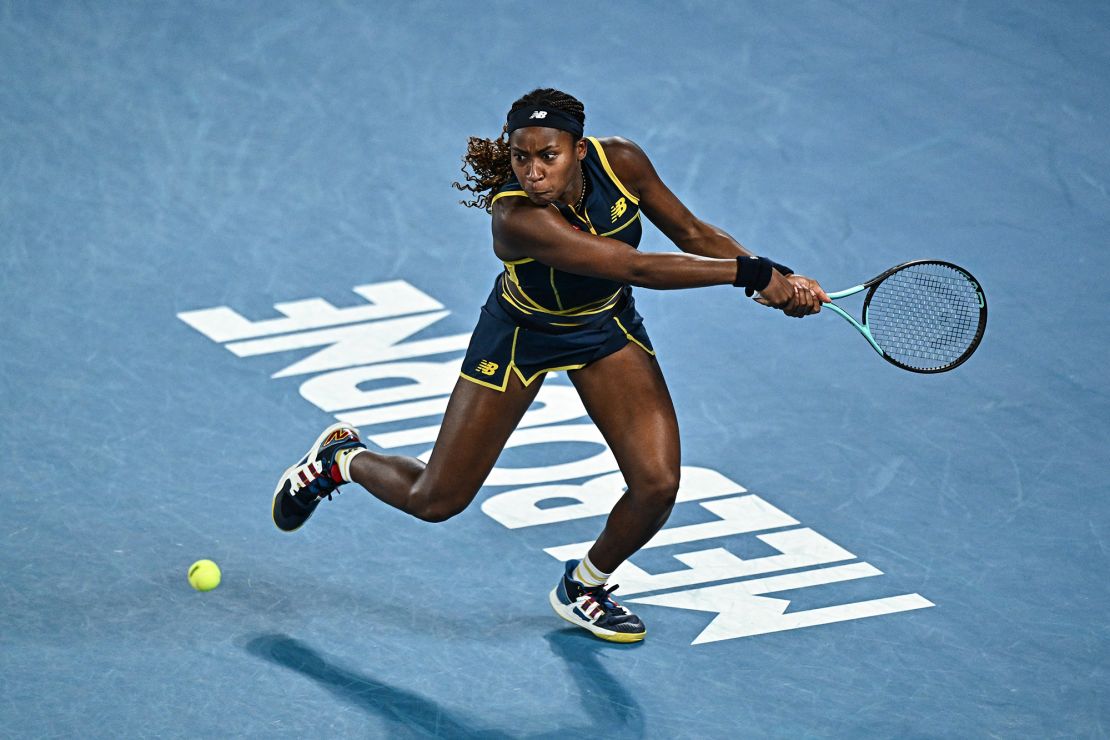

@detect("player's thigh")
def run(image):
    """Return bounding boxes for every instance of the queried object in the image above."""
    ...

[568,344,680,492]
[417,371,543,501]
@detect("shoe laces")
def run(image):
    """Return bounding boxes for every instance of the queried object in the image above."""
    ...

[581,582,625,615]
[307,476,338,502]
[290,461,338,502]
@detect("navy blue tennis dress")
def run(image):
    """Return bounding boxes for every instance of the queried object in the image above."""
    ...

[459,136,655,391]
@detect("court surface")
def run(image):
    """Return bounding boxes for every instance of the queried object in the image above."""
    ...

[2,1,1108,737]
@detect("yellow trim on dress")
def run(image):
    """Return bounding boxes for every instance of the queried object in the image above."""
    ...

[459,325,592,391]
[458,371,509,391]
[501,274,622,317]
[587,137,639,205]
[465,341,654,390]
[568,290,625,312]
[513,362,588,387]
[600,210,641,238]
[491,190,528,205]
[502,271,548,311]
[549,267,565,310]
[500,289,535,315]
[504,287,620,319]
[561,294,622,316]
[566,202,597,235]
[502,273,559,313]
[531,291,622,318]
[614,316,656,356]
[460,314,656,393]
[459,326,522,391]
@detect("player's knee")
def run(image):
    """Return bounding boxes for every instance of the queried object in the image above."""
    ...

[411,486,473,523]
[415,502,465,523]
[632,471,680,510]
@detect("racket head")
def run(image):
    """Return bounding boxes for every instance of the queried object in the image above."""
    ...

[861,260,987,373]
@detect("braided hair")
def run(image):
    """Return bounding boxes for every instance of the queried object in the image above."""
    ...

[452,88,586,212]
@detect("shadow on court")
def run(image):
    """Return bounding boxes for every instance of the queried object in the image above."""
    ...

[245,633,513,738]
[245,630,647,738]
[529,629,646,739]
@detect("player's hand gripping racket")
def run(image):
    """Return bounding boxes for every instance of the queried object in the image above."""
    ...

[822,260,987,373]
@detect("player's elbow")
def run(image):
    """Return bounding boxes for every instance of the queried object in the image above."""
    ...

[673,219,718,253]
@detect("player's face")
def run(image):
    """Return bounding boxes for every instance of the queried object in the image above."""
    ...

[509,128,587,207]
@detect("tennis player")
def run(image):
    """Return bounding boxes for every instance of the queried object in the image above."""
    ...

[272,88,829,643]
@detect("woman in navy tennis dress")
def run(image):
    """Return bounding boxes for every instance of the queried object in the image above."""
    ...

[459,131,655,392]
[272,88,828,643]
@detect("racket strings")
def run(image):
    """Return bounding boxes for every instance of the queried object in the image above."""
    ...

[866,264,982,370]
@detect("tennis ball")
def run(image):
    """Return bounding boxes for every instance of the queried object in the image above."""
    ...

[187,559,221,592]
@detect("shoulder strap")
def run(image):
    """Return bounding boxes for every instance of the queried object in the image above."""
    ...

[586,137,640,205]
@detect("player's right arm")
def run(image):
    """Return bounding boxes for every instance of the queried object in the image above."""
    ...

[493,199,799,308]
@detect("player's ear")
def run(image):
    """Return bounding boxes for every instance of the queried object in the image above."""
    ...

[576,137,587,160]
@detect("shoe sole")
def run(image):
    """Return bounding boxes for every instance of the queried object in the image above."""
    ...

[271,421,355,533]
[548,586,646,644]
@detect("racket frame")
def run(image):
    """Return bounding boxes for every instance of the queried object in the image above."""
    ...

[821,259,987,373]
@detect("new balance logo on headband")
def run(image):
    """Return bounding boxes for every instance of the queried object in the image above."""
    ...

[506,107,582,137]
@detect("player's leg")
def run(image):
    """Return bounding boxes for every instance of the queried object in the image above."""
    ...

[346,372,542,521]
[568,343,681,570]
[548,342,681,642]
[273,371,543,530]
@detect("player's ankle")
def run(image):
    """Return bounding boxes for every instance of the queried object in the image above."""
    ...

[334,448,368,484]
[571,555,611,588]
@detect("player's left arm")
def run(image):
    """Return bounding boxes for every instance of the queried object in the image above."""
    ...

[602,137,829,313]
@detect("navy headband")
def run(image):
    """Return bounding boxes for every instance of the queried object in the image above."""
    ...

[505,106,584,138]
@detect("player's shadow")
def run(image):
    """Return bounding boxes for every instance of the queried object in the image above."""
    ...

[244,633,512,739]
[527,629,645,739]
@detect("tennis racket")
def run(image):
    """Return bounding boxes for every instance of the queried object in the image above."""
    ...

[822,260,987,373]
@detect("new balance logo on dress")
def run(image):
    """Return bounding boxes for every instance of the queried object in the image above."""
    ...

[476,360,499,376]
[610,197,627,222]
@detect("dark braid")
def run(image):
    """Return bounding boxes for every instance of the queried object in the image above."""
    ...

[452,88,586,212]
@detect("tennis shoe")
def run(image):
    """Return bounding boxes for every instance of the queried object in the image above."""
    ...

[548,560,646,643]
[272,422,365,532]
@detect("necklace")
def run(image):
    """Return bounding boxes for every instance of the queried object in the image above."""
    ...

[574,168,586,211]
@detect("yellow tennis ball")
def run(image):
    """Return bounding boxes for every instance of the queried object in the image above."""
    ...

[188,559,221,592]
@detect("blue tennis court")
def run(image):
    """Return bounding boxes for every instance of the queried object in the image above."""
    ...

[2,1,1107,736]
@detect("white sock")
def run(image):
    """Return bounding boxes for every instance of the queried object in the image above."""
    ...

[572,555,610,587]
[336,448,368,483]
